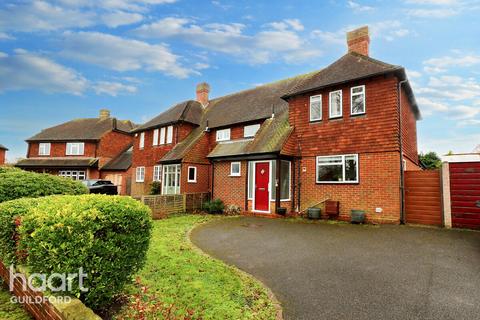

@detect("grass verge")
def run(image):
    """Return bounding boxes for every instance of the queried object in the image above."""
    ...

[114,215,278,320]
[0,284,32,320]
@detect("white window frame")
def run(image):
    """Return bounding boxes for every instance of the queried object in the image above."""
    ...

[38,143,51,156]
[162,164,181,195]
[350,85,366,116]
[316,154,359,184]
[280,160,292,201]
[66,142,84,156]
[247,160,291,202]
[329,90,343,119]
[244,124,261,138]
[59,170,86,180]
[230,162,241,176]
[309,94,322,122]
[160,127,166,145]
[153,129,159,146]
[216,128,231,142]
[187,166,197,183]
[166,125,173,144]
[136,167,145,182]
[139,132,145,149]
[153,165,162,182]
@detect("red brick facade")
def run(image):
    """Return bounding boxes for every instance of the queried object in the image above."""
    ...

[28,141,97,158]
[0,149,6,165]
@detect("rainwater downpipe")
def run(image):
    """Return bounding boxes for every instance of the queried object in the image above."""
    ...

[398,79,408,224]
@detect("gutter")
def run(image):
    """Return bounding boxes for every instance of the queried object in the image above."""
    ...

[398,79,408,224]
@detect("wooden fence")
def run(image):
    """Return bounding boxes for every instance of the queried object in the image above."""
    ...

[141,192,210,219]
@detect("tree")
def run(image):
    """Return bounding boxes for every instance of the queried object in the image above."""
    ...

[418,152,442,169]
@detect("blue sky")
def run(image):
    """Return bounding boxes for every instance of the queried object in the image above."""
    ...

[1,0,479,161]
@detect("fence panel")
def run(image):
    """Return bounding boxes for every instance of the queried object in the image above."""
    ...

[141,193,210,219]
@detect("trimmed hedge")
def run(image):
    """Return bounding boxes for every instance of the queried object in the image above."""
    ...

[0,195,152,309]
[0,167,88,203]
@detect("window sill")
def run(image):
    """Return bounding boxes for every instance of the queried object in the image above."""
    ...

[229,175,241,177]
[350,113,366,117]
[315,181,359,185]
[309,119,322,123]
[328,116,343,120]
[188,180,197,183]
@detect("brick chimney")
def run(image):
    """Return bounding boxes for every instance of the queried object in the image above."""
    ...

[99,109,111,119]
[196,82,210,107]
[347,26,370,56]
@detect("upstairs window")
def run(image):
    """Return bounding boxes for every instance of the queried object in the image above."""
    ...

[230,162,241,176]
[329,90,343,119]
[139,132,145,149]
[153,129,159,146]
[166,126,173,144]
[244,124,260,138]
[66,142,84,156]
[351,85,366,115]
[188,166,197,183]
[316,154,358,183]
[309,95,322,121]
[216,128,231,142]
[160,127,166,145]
[38,143,51,156]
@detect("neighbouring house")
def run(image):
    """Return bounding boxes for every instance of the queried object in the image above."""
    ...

[16,110,135,194]
[0,144,7,165]
[132,25,421,223]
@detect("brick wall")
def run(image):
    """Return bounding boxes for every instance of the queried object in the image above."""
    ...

[0,149,5,165]
[181,163,211,193]
[400,87,419,164]
[97,131,133,167]
[297,152,402,223]
[212,161,247,209]
[28,141,97,157]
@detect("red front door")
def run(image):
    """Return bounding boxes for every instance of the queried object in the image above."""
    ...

[254,162,270,212]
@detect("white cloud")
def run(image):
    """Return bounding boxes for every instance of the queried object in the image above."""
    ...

[0,32,15,40]
[347,1,375,11]
[406,69,422,78]
[424,53,480,72]
[0,49,88,95]
[407,8,460,17]
[416,96,449,114]
[135,17,320,64]
[101,11,143,28]
[450,105,480,119]
[60,31,193,78]
[405,0,460,4]
[94,81,137,96]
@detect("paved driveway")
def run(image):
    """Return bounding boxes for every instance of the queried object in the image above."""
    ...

[190,217,480,320]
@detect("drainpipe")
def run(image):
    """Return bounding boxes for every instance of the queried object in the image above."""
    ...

[398,79,408,224]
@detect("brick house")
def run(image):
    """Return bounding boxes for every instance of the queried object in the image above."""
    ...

[0,144,7,165]
[132,26,420,223]
[16,110,135,194]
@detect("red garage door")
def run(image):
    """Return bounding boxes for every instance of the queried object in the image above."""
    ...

[450,162,480,229]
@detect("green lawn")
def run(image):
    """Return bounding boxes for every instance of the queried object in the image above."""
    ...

[0,285,32,320]
[114,215,278,320]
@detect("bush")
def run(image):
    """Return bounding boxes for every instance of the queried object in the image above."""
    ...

[149,181,162,195]
[224,204,242,216]
[0,167,88,203]
[203,199,224,214]
[0,195,152,309]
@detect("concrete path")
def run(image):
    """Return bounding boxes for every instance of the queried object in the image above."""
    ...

[190,217,480,320]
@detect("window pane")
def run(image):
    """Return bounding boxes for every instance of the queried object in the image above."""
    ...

[244,124,260,137]
[317,164,343,182]
[310,95,322,121]
[352,94,365,114]
[248,162,254,199]
[160,127,166,144]
[318,156,342,164]
[280,160,290,200]
[188,167,196,181]
[352,86,363,94]
[330,91,342,117]
[166,126,173,144]
[345,156,358,181]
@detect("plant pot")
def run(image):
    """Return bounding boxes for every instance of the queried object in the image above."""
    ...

[307,208,321,219]
[277,207,287,215]
[351,209,365,224]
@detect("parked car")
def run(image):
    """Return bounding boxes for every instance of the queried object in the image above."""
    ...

[82,179,118,195]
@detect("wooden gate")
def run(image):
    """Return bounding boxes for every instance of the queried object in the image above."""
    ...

[449,162,480,229]
[405,170,442,226]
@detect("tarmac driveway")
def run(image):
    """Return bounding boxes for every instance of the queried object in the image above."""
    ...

[190,217,480,320]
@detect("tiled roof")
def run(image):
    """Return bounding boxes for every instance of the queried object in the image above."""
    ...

[0,144,7,150]
[160,126,206,162]
[16,157,98,168]
[27,118,134,141]
[133,100,203,132]
[101,145,133,171]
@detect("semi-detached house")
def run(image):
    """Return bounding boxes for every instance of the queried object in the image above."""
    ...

[131,26,421,224]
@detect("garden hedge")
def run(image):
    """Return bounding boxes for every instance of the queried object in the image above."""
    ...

[0,167,88,203]
[0,195,152,309]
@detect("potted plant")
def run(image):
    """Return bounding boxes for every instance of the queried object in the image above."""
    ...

[351,209,366,224]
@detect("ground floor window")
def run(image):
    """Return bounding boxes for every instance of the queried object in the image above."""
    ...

[59,170,86,180]
[162,164,181,194]
[316,154,358,183]
[136,167,145,182]
[153,165,162,181]
[247,160,291,201]
[188,166,197,183]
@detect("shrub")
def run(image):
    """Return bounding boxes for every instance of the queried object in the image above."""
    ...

[224,204,242,216]
[149,181,162,195]
[1,195,152,309]
[203,199,224,214]
[0,167,88,203]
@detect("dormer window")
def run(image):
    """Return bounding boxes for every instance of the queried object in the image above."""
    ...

[216,128,231,142]
[329,90,343,119]
[66,142,84,156]
[351,85,366,115]
[244,124,260,138]
[39,143,51,156]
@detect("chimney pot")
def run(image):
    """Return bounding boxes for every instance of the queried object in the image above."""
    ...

[346,26,370,56]
[196,82,210,107]
[99,109,110,119]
